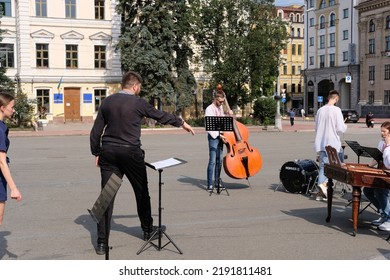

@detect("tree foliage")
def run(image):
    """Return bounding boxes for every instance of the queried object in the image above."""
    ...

[116,0,196,115]
[190,0,288,110]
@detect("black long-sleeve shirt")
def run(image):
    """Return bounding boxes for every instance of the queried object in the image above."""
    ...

[90,92,183,156]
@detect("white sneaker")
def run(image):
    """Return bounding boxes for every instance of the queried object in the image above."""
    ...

[317,183,328,198]
[372,216,387,226]
[378,221,390,231]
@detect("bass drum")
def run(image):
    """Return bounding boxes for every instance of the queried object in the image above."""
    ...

[279,160,318,193]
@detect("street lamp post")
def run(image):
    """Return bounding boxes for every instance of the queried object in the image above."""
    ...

[274,69,283,131]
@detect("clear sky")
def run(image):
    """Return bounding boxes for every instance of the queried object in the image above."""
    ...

[275,0,304,6]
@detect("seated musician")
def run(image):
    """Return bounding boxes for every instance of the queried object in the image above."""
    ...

[363,121,390,231]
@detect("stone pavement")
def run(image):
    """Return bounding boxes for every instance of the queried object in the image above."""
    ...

[9,117,389,137]
[1,118,390,260]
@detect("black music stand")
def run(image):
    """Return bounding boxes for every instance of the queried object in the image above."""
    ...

[205,116,234,196]
[88,173,123,260]
[137,157,186,255]
[345,140,371,163]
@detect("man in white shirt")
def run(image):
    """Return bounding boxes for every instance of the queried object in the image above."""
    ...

[205,88,231,192]
[314,90,347,200]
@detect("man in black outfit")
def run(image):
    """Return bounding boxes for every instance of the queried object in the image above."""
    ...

[90,71,195,255]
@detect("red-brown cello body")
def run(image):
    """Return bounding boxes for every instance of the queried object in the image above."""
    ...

[220,87,262,179]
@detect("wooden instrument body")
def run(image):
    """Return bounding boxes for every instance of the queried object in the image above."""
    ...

[213,84,262,180]
[222,114,262,179]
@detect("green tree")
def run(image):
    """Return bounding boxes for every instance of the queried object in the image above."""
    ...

[172,0,197,116]
[116,1,196,117]
[253,96,276,125]
[190,0,288,112]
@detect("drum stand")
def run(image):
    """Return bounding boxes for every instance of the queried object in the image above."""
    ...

[205,116,234,196]
[137,158,186,255]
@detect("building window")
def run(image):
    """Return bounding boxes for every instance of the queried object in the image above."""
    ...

[343,51,348,61]
[298,44,302,55]
[298,66,302,74]
[298,83,302,93]
[36,44,49,68]
[386,36,390,51]
[385,64,390,80]
[94,89,106,112]
[95,0,104,20]
[292,65,296,75]
[319,35,325,49]
[369,66,375,81]
[283,65,287,75]
[385,90,390,105]
[309,17,314,27]
[386,16,390,29]
[369,39,375,54]
[329,53,335,67]
[291,44,296,55]
[0,0,11,16]
[291,84,296,93]
[320,0,326,9]
[329,33,335,47]
[94,46,106,69]
[343,30,349,40]
[343,8,349,19]
[65,0,76,19]
[309,37,314,46]
[290,28,294,37]
[369,19,375,32]
[309,0,314,8]
[66,45,78,68]
[319,55,325,68]
[36,89,50,115]
[319,16,325,29]
[329,13,336,27]
[368,91,374,104]
[329,0,335,6]
[297,28,301,38]
[35,0,47,17]
[309,56,314,65]
[0,43,14,67]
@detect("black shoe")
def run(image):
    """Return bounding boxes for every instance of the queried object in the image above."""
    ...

[95,243,106,255]
[143,225,166,241]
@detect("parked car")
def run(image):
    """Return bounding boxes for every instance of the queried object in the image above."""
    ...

[342,109,359,123]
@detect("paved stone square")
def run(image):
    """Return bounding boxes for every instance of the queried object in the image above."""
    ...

[1,120,390,260]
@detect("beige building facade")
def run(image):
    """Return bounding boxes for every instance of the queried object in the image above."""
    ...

[304,0,360,116]
[276,5,305,115]
[0,0,122,123]
[356,0,390,118]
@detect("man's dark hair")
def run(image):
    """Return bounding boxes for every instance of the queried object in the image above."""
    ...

[122,71,143,88]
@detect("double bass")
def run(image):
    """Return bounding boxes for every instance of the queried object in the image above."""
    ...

[218,85,263,180]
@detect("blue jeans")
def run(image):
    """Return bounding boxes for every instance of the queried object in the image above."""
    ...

[207,134,223,187]
[318,150,344,185]
[363,187,390,219]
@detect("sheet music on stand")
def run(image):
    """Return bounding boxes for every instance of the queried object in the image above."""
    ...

[361,146,383,164]
[146,158,187,170]
[205,116,234,132]
[345,140,371,163]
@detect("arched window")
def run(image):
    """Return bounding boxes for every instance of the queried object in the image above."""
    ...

[319,15,325,29]
[329,0,335,6]
[329,13,336,27]
[320,0,326,9]
[290,13,295,22]
[369,19,375,32]
[296,14,301,23]
[386,15,390,29]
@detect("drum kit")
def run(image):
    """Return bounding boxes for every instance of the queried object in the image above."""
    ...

[278,159,319,194]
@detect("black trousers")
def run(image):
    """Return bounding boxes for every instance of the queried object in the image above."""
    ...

[97,145,153,244]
